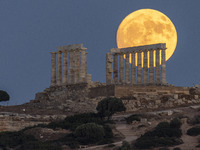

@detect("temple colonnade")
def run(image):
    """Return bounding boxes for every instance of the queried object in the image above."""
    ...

[50,44,91,86]
[106,43,167,85]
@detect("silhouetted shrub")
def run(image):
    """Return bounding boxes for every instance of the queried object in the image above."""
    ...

[20,141,61,150]
[125,114,141,124]
[173,147,181,150]
[75,123,105,144]
[159,148,169,150]
[48,112,103,131]
[117,141,131,150]
[187,127,200,136]
[135,119,183,149]
[96,97,126,120]
[170,118,182,129]
[135,137,182,149]
[0,90,9,102]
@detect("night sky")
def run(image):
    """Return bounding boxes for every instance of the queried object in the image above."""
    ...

[1,0,200,105]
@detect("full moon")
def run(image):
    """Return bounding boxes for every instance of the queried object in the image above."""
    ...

[116,9,177,62]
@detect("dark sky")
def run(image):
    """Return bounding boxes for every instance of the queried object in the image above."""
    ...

[1,0,200,105]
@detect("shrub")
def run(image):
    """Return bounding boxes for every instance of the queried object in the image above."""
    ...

[20,141,61,150]
[135,137,182,149]
[187,127,200,136]
[170,118,182,129]
[0,90,9,102]
[173,148,181,150]
[125,114,141,124]
[48,112,103,131]
[0,131,36,148]
[75,123,105,144]
[135,119,183,149]
[96,97,126,120]
[117,141,131,150]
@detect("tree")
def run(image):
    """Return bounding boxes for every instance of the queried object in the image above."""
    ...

[96,97,126,120]
[75,123,105,144]
[0,90,9,102]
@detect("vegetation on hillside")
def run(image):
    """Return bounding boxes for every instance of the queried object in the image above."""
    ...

[96,97,126,120]
[0,97,127,149]
[134,118,183,149]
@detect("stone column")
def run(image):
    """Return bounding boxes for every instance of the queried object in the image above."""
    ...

[155,49,160,84]
[131,52,136,84]
[62,50,68,84]
[50,52,57,86]
[143,50,148,84]
[74,49,80,83]
[119,52,124,83]
[137,51,142,84]
[149,49,154,84]
[106,53,113,84]
[125,52,130,84]
[57,50,62,86]
[161,48,167,84]
[113,54,118,83]
[68,50,73,84]
[71,50,76,84]
[80,48,87,82]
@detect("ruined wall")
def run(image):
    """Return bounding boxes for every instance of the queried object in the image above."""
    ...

[0,112,66,132]
[114,85,190,97]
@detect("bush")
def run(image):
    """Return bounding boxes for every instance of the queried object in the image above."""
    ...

[135,137,182,149]
[0,90,9,102]
[75,123,105,144]
[0,131,36,148]
[170,118,182,129]
[117,141,131,150]
[173,148,181,150]
[48,112,103,131]
[125,114,141,124]
[20,141,61,150]
[96,97,126,120]
[187,127,200,136]
[135,119,183,149]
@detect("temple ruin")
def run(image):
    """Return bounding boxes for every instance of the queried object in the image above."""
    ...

[50,44,91,87]
[50,43,167,87]
[106,43,167,85]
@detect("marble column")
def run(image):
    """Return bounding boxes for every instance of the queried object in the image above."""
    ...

[137,51,142,84]
[80,48,87,82]
[149,49,154,84]
[71,50,76,84]
[57,50,62,86]
[125,52,130,84]
[74,49,80,83]
[161,48,167,84]
[106,53,113,84]
[113,54,118,83]
[50,52,57,86]
[131,52,136,84]
[143,50,148,84]
[119,52,124,83]
[68,50,73,84]
[62,50,68,84]
[155,49,160,84]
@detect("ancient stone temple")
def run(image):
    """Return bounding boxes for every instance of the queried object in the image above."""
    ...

[106,43,167,85]
[50,44,91,87]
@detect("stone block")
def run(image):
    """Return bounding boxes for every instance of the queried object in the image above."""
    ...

[174,94,178,99]
[195,95,199,99]
[155,100,161,104]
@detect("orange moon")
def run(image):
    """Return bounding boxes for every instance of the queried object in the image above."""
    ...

[116,9,177,62]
